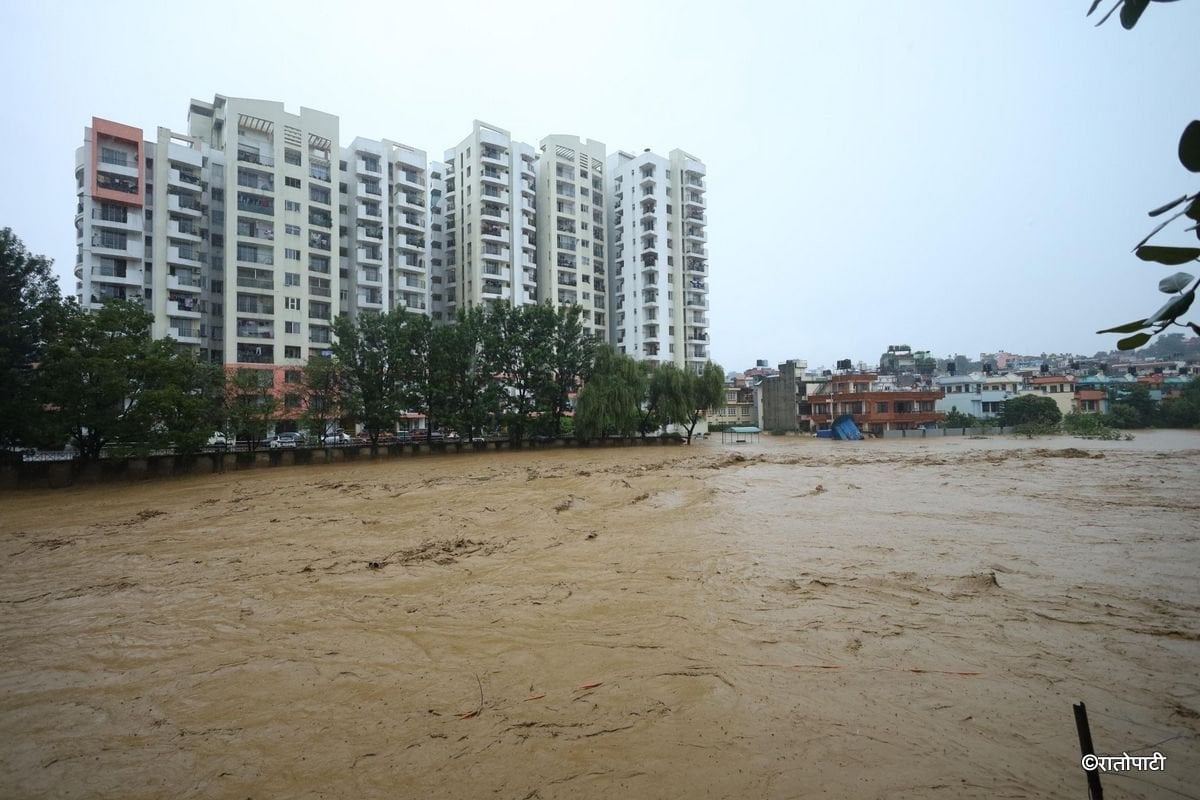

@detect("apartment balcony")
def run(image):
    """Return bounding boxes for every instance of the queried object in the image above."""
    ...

[481,282,505,299]
[308,211,333,229]
[168,169,203,193]
[88,232,131,257]
[685,193,706,208]
[397,192,425,210]
[168,194,203,217]
[357,269,384,285]
[398,233,425,250]
[398,293,427,311]
[88,263,140,284]
[168,326,202,345]
[237,148,275,168]
[90,208,141,230]
[309,163,333,183]
[167,246,203,270]
[686,260,707,274]
[686,245,708,257]
[237,169,274,193]
[482,246,510,262]
[477,224,506,242]
[481,187,510,204]
[481,266,512,283]
[167,271,203,293]
[396,215,422,233]
[523,268,537,286]
[236,193,274,217]
[641,268,658,284]
[480,148,507,168]
[357,181,383,199]
[522,252,535,269]
[356,158,382,176]
[557,290,578,305]
[168,219,202,242]
[395,170,424,191]
[357,291,384,308]
[480,168,508,186]
[522,211,535,231]
[480,206,510,224]
[357,226,384,242]
[357,203,382,220]
[685,172,706,190]
[356,246,383,264]
[686,228,706,242]
[685,294,708,309]
[642,292,659,306]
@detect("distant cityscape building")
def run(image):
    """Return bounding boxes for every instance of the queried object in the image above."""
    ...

[74,99,712,375]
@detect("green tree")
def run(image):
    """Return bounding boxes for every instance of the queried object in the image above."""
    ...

[39,300,205,461]
[0,228,63,449]
[333,311,407,444]
[574,346,643,439]
[545,305,598,435]
[137,347,225,455]
[486,303,555,441]
[300,356,344,444]
[225,368,277,451]
[1000,394,1063,429]
[395,311,434,434]
[1162,376,1200,427]
[429,308,502,439]
[679,362,727,444]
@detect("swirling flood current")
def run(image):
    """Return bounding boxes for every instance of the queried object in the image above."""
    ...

[2,431,1199,799]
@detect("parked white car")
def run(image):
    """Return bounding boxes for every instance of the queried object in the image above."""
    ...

[323,432,351,446]
[207,432,228,447]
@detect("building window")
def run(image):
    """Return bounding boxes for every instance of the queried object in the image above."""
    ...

[285,224,301,236]
[284,272,300,286]
[285,149,302,166]
[285,297,300,310]
[284,346,302,360]
[285,177,301,189]
[285,248,301,261]
[285,321,300,334]
[284,370,302,384]
[285,200,301,212]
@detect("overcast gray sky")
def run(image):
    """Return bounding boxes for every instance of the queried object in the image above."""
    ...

[1,0,1197,371]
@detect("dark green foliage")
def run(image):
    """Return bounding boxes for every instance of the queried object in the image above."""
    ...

[1000,394,1063,429]
[333,311,411,443]
[0,228,63,448]
[1162,376,1200,427]
[300,356,343,443]
[941,409,986,429]
[225,368,277,451]
[39,300,220,460]
[573,346,644,439]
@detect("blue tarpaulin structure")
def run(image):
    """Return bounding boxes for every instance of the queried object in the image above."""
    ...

[831,415,863,441]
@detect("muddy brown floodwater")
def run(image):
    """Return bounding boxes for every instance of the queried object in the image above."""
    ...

[2,431,1199,799]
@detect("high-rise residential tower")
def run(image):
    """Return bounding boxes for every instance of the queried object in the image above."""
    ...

[441,121,537,312]
[535,135,608,341]
[606,148,708,371]
[187,95,342,369]
[76,99,713,378]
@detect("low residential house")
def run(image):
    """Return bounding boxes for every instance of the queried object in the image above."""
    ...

[809,372,944,434]
[933,372,1026,419]
[1022,374,1076,416]
[710,384,757,428]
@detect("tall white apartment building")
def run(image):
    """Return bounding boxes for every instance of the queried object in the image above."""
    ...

[188,95,341,368]
[440,121,537,311]
[340,138,388,317]
[385,141,430,315]
[606,148,708,371]
[76,100,713,375]
[535,135,608,341]
[427,162,451,322]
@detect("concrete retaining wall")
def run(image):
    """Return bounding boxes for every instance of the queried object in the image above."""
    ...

[0,436,686,491]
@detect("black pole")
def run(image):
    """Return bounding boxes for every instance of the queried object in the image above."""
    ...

[1073,702,1103,799]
